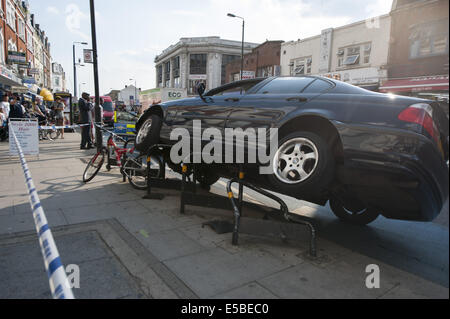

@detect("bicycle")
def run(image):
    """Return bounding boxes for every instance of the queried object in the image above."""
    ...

[38,118,58,141]
[82,126,163,189]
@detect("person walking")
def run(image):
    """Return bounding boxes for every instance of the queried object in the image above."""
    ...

[79,92,94,149]
[54,97,65,139]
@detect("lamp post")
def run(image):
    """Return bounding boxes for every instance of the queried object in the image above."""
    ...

[227,13,245,80]
[89,0,102,152]
[72,41,88,100]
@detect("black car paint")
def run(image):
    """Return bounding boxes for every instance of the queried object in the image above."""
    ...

[137,76,449,222]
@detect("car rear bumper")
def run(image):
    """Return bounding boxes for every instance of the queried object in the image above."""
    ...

[336,123,448,221]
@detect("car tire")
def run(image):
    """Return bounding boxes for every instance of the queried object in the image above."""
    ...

[195,166,220,188]
[329,196,380,225]
[135,114,162,152]
[267,131,335,196]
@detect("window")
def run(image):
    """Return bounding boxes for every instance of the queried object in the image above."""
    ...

[8,39,17,51]
[172,56,181,88]
[256,77,314,94]
[189,53,207,75]
[344,46,360,65]
[6,1,16,31]
[363,43,371,64]
[257,65,276,77]
[0,30,4,64]
[221,54,239,84]
[157,64,163,87]
[26,28,33,52]
[164,61,170,87]
[18,17,25,41]
[337,43,371,67]
[290,57,312,76]
[410,19,449,58]
[302,79,333,93]
[188,79,206,95]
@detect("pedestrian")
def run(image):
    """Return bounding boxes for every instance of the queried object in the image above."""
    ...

[8,94,26,119]
[0,94,10,122]
[54,97,65,139]
[79,92,94,149]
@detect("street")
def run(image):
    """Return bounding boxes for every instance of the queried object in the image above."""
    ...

[0,132,447,299]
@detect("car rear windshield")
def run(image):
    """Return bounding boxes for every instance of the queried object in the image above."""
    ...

[256,77,315,94]
[103,101,114,112]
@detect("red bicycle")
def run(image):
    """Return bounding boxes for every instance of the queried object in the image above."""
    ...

[83,127,164,189]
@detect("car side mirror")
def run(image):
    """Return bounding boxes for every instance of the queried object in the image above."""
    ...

[196,82,206,97]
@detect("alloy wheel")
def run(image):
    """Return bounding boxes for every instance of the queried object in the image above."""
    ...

[273,137,319,184]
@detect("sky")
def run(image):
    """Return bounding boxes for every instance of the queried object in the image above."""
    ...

[30,0,393,96]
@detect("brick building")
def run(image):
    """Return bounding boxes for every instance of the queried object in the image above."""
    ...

[380,0,449,104]
[225,40,283,83]
[0,0,51,94]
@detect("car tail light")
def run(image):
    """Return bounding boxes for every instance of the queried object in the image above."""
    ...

[398,103,440,144]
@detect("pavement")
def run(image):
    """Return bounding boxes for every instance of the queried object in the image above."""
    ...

[0,132,448,299]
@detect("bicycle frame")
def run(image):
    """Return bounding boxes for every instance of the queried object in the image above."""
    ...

[106,133,134,168]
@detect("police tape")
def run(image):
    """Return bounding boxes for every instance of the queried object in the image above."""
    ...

[9,126,75,299]
[38,123,91,130]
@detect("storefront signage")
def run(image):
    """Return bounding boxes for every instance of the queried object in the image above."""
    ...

[9,120,39,156]
[7,51,28,65]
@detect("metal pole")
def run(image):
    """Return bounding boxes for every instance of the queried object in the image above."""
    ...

[89,0,102,152]
[73,44,77,101]
[241,19,244,80]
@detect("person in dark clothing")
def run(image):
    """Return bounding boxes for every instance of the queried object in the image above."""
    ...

[79,92,94,149]
[8,94,26,119]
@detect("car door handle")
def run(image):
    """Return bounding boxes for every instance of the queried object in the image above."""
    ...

[286,97,307,102]
[225,98,240,102]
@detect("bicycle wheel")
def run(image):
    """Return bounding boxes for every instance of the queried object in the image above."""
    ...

[83,148,106,183]
[124,154,163,190]
[48,129,57,140]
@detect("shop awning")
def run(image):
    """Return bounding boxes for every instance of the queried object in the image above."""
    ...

[380,75,449,93]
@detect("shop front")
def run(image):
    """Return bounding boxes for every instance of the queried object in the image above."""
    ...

[380,75,449,115]
[321,67,386,91]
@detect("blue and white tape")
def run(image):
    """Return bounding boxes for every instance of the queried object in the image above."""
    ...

[10,126,75,299]
[39,123,91,130]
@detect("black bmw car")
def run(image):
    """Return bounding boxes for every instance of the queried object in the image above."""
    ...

[134,76,449,225]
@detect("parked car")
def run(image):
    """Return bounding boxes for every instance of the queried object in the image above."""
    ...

[134,76,449,225]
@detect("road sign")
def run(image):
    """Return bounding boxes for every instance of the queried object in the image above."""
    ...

[83,49,93,63]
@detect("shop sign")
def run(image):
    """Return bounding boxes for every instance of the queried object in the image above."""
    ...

[7,51,28,65]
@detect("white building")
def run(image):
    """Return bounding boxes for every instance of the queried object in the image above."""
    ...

[154,36,258,95]
[118,85,140,106]
[281,14,391,90]
[51,62,65,92]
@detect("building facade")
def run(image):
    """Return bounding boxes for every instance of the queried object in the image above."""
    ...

[0,0,51,94]
[51,62,66,92]
[118,85,140,107]
[380,0,448,105]
[281,14,391,91]
[225,40,283,83]
[154,37,258,95]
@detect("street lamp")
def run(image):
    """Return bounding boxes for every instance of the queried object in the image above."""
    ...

[227,13,245,81]
[72,41,88,100]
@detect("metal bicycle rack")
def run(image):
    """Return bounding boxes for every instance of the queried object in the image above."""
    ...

[138,145,317,257]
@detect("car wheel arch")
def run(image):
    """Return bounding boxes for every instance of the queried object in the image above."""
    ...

[136,105,164,132]
[278,115,344,163]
